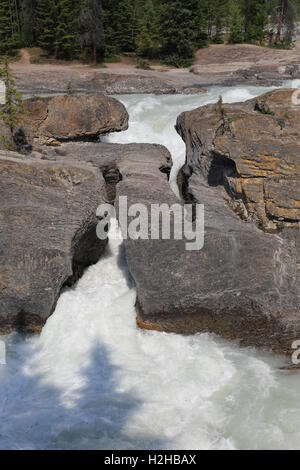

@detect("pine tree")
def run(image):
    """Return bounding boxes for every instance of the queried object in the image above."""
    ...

[36,0,57,54]
[242,0,268,43]
[1,0,297,63]
[160,0,199,63]
[0,0,20,55]
[136,0,160,58]
[102,0,119,54]
[22,0,37,46]
[114,0,136,52]
[229,0,245,43]
[11,0,21,39]
[55,0,80,59]
[213,0,229,43]
[78,0,105,63]
[0,57,23,134]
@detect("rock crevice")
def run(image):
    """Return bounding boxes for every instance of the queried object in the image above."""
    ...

[0,93,129,334]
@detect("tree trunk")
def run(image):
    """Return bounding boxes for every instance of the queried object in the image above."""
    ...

[94,46,97,65]
[276,0,285,42]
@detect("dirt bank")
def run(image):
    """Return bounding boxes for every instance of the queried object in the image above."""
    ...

[10,43,300,95]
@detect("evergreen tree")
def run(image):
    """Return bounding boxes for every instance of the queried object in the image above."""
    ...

[229,0,245,43]
[201,0,214,40]
[114,0,136,52]
[160,0,199,63]
[213,0,229,43]
[78,0,105,63]
[102,0,137,54]
[22,0,37,46]
[36,0,57,54]
[242,0,268,43]
[1,0,299,63]
[193,0,208,46]
[102,0,118,54]
[0,57,23,134]
[136,0,160,58]
[0,0,20,55]
[55,0,80,59]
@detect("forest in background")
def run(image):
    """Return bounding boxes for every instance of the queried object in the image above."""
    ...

[0,0,300,67]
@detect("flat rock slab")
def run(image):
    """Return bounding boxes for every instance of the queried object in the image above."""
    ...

[13,69,207,96]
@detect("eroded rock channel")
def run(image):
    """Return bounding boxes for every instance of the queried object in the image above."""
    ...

[1,90,300,356]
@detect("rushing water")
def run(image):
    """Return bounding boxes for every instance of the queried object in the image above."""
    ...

[1,85,300,450]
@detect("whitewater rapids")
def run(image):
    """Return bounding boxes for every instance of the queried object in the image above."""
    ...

[1,85,300,450]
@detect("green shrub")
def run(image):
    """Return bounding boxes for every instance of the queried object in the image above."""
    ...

[216,95,226,117]
[66,81,74,95]
[0,57,23,133]
[105,55,121,63]
[161,55,193,68]
[30,56,41,64]
[136,58,151,70]
[0,135,13,151]
[269,41,292,50]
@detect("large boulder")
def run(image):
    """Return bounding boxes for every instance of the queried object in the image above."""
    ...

[177,88,300,232]
[0,150,108,334]
[0,93,128,151]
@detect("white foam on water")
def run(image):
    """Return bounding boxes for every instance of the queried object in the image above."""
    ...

[104,86,276,197]
[1,87,300,450]
[290,79,300,89]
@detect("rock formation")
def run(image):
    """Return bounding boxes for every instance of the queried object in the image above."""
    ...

[37,90,300,355]
[0,151,107,334]
[0,138,172,334]
[13,69,205,96]
[1,89,300,357]
[163,88,300,354]
[177,89,300,232]
[0,93,129,334]
[53,139,298,356]
[0,93,129,151]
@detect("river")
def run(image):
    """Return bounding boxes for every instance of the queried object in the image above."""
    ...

[1,84,300,450]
